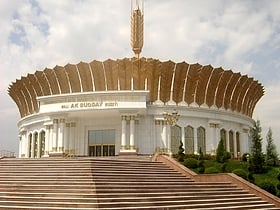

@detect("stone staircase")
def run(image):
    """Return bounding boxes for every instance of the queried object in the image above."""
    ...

[0,157,279,209]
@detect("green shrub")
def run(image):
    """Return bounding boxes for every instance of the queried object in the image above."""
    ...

[232,169,248,180]
[224,152,231,161]
[221,163,227,173]
[203,154,215,160]
[177,141,185,162]
[183,158,198,169]
[242,153,250,162]
[185,154,199,160]
[247,172,255,183]
[205,167,219,174]
[197,160,205,174]
[277,172,280,181]
[259,180,277,195]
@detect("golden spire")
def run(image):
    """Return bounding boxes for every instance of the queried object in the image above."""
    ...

[130,0,144,58]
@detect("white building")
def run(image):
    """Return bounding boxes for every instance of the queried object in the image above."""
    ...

[8,2,264,158]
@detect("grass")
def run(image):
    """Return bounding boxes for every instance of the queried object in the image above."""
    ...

[189,159,280,197]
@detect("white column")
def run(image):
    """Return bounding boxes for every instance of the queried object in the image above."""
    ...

[167,124,171,154]
[44,126,50,156]
[58,118,65,152]
[209,123,216,155]
[233,131,237,158]
[64,123,70,154]
[162,121,167,151]
[52,119,59,152]
[121,116,127,150]
[155,120,161,152]
[129,116,135,150]
[49,125,53,153]
[216,125,220,146]
[69,122,76,155]
[19,131,27,158]
[226,130,230,152]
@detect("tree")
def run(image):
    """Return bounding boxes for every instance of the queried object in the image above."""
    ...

[249,120,265,173]
[216,138,227,163]
[266,127,279,166]
[177,141,185,162]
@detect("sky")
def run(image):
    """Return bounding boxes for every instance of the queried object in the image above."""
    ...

[0,0,280,156]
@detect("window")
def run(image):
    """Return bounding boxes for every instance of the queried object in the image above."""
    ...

[220,129,227,150]
[171,125,181,154]
[184,126,194,154]
[197,127,206,154]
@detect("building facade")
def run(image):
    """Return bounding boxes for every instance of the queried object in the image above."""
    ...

[9,58,264,158]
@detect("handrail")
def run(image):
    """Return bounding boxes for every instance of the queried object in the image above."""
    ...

[153,153,280,207]
[0,150,16,159]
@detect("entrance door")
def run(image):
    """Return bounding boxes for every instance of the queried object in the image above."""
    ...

[88,129,115,157]
[88,144,115,157]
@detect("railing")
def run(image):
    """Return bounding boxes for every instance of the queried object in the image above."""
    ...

[153,153,280,208]
[0,150,16,159]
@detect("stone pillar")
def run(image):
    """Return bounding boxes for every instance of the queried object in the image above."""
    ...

[121,115,127,150]
[129,116,135,150]
[162,121,167,152]
[20,131,27,158]
[43,126,50,157]
[52,119,58,152]
[167,124,171,155]
[69,122,76,155]
[49,125,53,153]
[155,120,161,152]
[226,130,230,152]
[209,123,215,155]
[58,118,65,153]
[64,123,70,154]
[233,131,237,158]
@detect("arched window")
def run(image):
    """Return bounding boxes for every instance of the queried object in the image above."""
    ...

[171,125,181,154]
[39,130,45,158]
[220,129,227,150]
[229,130,234,154]
[34,132,38,157]
[184,126,194,154]
[197,126,206,154]
[236,132,240,156]
[28,133,32,158]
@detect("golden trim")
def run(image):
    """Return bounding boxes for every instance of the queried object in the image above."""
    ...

[59,118,65,123]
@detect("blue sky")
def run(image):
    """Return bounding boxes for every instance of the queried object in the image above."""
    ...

[0,0,280,155]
